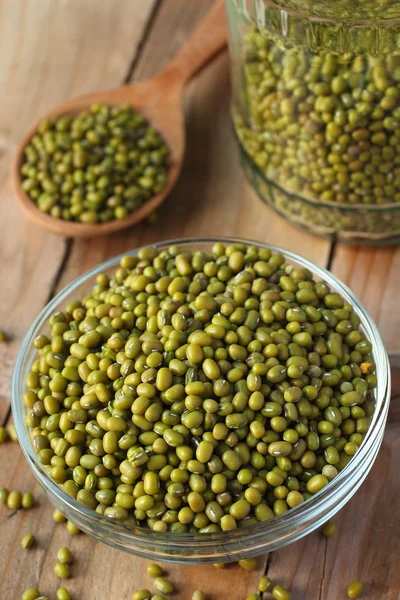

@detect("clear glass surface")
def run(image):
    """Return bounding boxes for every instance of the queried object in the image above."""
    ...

[226,0,400,244]
[12,237,391,563]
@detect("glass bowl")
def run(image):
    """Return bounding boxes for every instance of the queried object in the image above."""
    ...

[12,237,391,563]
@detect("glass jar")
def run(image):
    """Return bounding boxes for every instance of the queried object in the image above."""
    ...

[226,0,400,244]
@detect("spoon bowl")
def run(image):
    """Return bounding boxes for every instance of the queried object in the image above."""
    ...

[11,1,226,237]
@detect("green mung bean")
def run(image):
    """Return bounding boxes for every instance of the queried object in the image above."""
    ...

[238,558,257,571]
[54,562,70,579]
[53,509,67,522]
[21,534,36,549]
[322,521,337,537]
[22,492,35,509]
[259,576,273,593]
[57,547,73,564]
[0,426,7,443]
[132,591,151,600]
[7,490,22,509]
[0,488,9,504]
[22,589,41,600]
[154,578,174,594]
[272,585,291,600]
[147,563,163,577]
[347,581,364,598]
[66,521,80,535]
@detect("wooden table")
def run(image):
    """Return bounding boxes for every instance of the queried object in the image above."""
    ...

[0,2,399,599]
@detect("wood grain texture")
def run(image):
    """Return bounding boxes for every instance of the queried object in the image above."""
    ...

[331,246,400,354]
[0,0,156,420]
[0,1,397,599]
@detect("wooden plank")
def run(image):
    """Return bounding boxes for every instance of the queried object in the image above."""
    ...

[0,0,157,419]
[331,246,400,354]
[265,423,400,600]
[5,1,392,599]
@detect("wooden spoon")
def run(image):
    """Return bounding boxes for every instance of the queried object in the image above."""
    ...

[11,0,227,238]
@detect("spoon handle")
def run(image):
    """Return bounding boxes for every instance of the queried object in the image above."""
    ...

[158,0,227,86]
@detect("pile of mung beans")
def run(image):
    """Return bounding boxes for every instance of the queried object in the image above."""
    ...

[236,29,400,207]
[20,104,169,224]
[231,22,400,237]
[24,242,376,533]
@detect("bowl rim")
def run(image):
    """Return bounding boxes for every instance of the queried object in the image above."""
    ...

[12,236,391,556]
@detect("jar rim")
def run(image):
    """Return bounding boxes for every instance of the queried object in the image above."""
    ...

[227,0,400,55]
[231,0,400,24]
